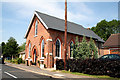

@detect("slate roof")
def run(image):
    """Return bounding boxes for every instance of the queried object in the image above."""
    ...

[103,33,120,47]
[25,11,104,42]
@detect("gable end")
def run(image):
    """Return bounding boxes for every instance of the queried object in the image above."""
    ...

[24,11,49,38]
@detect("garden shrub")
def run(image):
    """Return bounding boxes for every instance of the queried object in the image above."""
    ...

[10,60,12,63]
[22,60,25,64]
[10,59,17,63]
[17,58,22,64]
[12,60,15,63]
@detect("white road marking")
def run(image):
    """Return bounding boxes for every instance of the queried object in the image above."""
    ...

[0,69,1,71]
[53,74,64,77]
[4,71,17,78]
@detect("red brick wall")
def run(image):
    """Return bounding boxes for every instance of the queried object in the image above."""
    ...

[110,48,120,54]
[99,49,105,56]
[48,29,99,59]
[101,47,120,55]
[102,49,110,55]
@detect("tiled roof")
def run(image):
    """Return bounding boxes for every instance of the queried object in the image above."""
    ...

[103,33,120,47]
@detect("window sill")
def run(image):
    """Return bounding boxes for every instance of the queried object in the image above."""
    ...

[54,57,61,59]
[34,35,38,37]
[70,57,73,59]
[29,59,32,61]
[49,53,52,55]
[25,58,28,60]
[40,59,44,62]
[28,57,31,59]
[40,57,44,60]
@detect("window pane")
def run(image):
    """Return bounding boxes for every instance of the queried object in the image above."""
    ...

[29,43,31,57]
[70,41,73,57]
[41,40,44,57]
[56,39,60,57]
[35,21,38,35]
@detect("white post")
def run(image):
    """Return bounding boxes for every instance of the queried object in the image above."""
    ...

[54,57,58,70]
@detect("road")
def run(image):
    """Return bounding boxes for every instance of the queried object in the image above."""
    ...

[1,64,111,80]
[1,64,63,80]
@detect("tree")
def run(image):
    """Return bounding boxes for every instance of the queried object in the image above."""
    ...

[77,36,90,59]
[0,44,2,57]
[4,37,19,59]
[109,20,120,34]
[18,42,26,52]
[72,36,80,58]
[88,37,98,59]
[0,45,1,56]
[91,20,109,41]
[72,36,90,59]
[72,36,98,60]
[1,42,6,57]
[91,19,120,41]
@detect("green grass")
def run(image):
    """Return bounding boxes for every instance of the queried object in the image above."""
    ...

[53,70,120,80]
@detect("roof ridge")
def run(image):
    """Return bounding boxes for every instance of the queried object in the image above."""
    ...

[35,11,84,29]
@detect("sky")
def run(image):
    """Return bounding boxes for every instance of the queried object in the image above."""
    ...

[0,0,119,45]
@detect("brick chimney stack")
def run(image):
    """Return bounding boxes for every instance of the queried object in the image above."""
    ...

[86,28,90,30]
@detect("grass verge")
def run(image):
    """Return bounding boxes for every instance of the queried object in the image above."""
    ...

[52,70,120,80]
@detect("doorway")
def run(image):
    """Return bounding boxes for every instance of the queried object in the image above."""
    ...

[33,49,37,65]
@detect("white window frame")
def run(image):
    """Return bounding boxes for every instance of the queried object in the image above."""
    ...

[35,21,38,36]
[41,39,44,59]
[55,39,61,58]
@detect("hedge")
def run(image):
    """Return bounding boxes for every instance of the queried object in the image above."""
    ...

[56,59,64,70]
[56,59,120,78]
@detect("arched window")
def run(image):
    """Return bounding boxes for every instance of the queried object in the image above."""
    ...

[41,39,44,58]
[35,21,38,36]
[29,43,31,57]
[70,41,73,57]
[55,39,61,58]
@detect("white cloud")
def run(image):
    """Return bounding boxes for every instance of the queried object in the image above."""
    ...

[15,1,64,19]
[8,0,94,26]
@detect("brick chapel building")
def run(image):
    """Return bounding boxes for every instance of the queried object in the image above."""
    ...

[25,11,104,68]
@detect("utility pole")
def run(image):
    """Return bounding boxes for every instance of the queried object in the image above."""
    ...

[64,0,67,70]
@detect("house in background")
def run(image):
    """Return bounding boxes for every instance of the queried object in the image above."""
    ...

[25,11,104,68]
[19,50,26,60]
[102,33,120,54]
